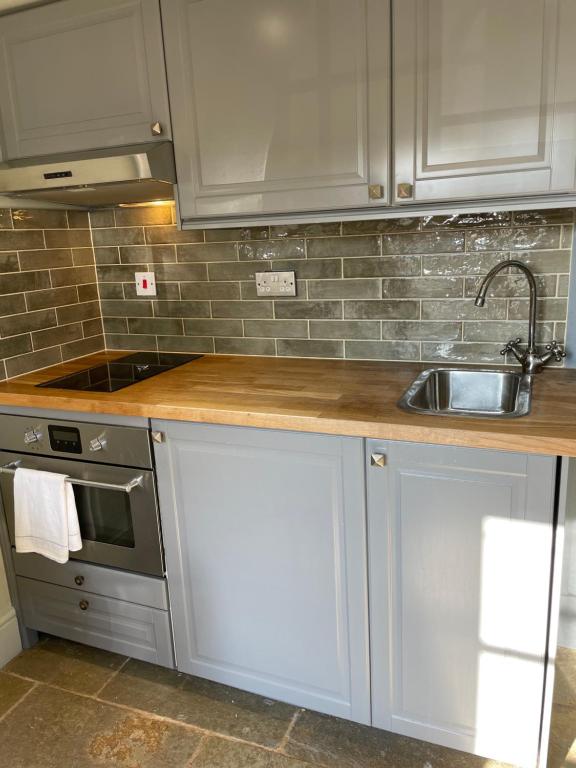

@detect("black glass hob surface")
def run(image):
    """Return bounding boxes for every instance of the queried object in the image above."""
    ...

[37,352,203,393]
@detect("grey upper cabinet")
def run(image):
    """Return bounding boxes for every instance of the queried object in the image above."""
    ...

[393,0,576,203]
[0,0,171,159]
[153,421,371,723]
[366,440,557,766]
[161,0,390,223]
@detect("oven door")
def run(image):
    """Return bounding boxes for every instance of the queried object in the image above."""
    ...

[0,451,163,577]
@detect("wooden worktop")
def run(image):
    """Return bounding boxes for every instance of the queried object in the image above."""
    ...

[0,351,575,456]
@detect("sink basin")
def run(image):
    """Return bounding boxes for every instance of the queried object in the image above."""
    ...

[398,368,532,418]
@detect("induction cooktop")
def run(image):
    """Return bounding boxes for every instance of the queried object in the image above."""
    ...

[37,352,203,393]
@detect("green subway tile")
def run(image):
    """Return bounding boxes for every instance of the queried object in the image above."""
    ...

[0,333,32,359]
[508,298,567,321]
[0,294,26,317]
[244,320,308,338]
[105,334,157,351]
[205,226,268,242]
[345,340,419,361]
[61,334,104,361]
[0,252,20,272]
[97,264,147,282]
[464,274,556,298]
[32,323,83,350]
[99,300,153,318]
[114,205,173,227]
[382,231,465,254]
[421,212,511,229]
[309,320,380,340]
[152,300,210,318]
[212,301,273,319]
[180,282,240,300]
[44,229,91,248]
[5,347,62,378]
[422,252,503,276]
[12,209,68,229]
[0,270,50,295]
[120,245,177,264]
[307,235,379,259]
[463,321,554,342]
[154,263,208,282]
[344,256,420,278]
[0,308,57,337]
[277,339,343,358]
[274,301,342,320]
[382,277,462,299]
[421,299,507,321]
[512,209,574,225]
[26,286,77,311]
[422,341,504,364]
[0,229,44,251]
[238,239,305,261]
[128,318,183,335]
[208,261,270,281]
[467,226,561,252]
[157,336,214,353]
[145,225,203,245]
[89,210,115,228]
[50,266,96,288]
[57,301,100,325]
[344,300,419,320]
[177,243,237,262]
[271,222,340,238]
[343,218,421,235]
[381,321,460,341]
[307,279,381,299]
[184,319,243,337]
[94,247,120,265]
[215,337,276,356]
[272,259,341,279]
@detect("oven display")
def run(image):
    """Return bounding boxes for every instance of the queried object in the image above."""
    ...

[48,425,82,454]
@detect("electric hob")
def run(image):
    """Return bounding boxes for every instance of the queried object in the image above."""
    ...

[37,352,203,393]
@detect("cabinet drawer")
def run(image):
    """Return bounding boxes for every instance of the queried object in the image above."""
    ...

[13,552,168,610]
[17,577,174,668]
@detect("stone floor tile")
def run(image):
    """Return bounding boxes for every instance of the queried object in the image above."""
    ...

[0,685,202,768]
[284,710,513,768]
[192,736,314,767]
[548,703,576,768]
[99,659,297,748]
[3,636,127,695]
[0,672,33,717]
[554,647,576,707]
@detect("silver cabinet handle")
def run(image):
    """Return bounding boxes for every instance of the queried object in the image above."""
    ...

[370,453,387,468]
[151,121,163,135]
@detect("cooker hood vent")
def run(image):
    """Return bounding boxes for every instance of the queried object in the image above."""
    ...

[0,142,176,207]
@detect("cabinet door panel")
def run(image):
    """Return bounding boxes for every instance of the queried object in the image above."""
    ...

[162,0,390,220]
[153,422,370,723]
[394,0,576,202]
[0,0,171,158]
[367,440,556,766]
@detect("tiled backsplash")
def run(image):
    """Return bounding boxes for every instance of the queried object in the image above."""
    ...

[0,208,103,380]
[0,204,573,380]
[93,206,572,365]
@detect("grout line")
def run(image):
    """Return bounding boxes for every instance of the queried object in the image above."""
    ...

[4,672,302,757]
[277,708,302,753]
[92,656,131,698]
[186,733,210,767]
[0,680,39,723]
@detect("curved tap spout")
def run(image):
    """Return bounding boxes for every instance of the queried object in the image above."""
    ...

[474,260,537,353]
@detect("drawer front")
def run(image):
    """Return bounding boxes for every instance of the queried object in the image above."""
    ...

[17,577,174,669]
[13,553,168,610]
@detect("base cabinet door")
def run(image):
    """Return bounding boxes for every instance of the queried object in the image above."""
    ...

[160,0,390,223]
[0,0,171,158]
[367,440,557,767]
[153,421,370,723]
[393,0,576,203]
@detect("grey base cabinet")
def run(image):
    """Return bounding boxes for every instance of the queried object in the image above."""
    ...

[366,440,557,767]
[153,421,371,723]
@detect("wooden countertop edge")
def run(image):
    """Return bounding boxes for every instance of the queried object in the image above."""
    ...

[0,389,573,457]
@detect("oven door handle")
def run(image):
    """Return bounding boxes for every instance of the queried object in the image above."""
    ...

[0,460,143,494]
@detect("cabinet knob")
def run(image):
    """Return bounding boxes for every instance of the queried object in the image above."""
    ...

[151,121,163,136]
[79,600,89,611]
[89,434,107,452]
[397,182,414,199]
[370,453,387,468]
[151,431,165,444]
[368,184,384,200]
[74,575,84,586]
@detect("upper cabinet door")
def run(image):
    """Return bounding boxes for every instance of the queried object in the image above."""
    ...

[393,0,576,203]
[161,0,390,222]
[0,0,171,159]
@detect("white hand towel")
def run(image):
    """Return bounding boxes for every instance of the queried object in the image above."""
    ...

[14,467,82,564]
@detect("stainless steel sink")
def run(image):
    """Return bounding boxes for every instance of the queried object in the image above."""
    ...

[398,368,532,418]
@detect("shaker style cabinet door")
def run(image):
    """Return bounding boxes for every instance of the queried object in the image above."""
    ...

[393,0,576,203]
[0,0,171,159]
[161,0,390,223]
[152,421,371,724]
[366,440,557,767]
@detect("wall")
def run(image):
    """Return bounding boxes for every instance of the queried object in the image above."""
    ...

[0,208,104,381]
[93,205,572,364]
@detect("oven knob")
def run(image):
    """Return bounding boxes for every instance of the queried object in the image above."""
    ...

[89,434,107,452]
[24,428,42,445]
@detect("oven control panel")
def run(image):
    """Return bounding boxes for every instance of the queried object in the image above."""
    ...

[48,424,82,454]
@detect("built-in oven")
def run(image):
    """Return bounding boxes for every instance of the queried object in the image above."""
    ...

[0,415,163,577]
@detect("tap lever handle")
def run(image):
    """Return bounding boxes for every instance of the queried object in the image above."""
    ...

[500,337,523,356]
[545,341,567,362]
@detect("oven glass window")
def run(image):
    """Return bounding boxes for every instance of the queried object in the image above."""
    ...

[73,486,135,548]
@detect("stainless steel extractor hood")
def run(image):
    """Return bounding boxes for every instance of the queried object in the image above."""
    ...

[0,142,176,206]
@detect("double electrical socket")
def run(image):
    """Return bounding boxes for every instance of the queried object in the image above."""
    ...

[135,272,157,297]
[255,271,296,297]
